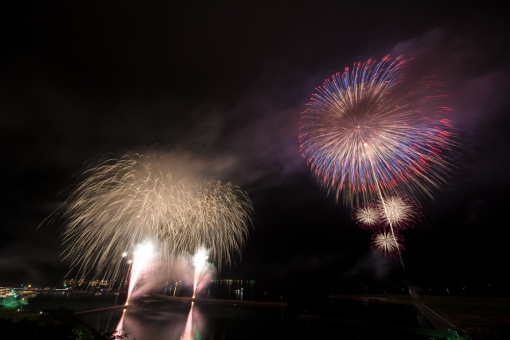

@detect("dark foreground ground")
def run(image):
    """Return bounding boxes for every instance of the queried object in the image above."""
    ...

[327,294,510,340]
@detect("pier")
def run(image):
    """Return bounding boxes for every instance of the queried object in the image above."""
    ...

[75,305,131,315]
[151,293,288,308]
[413,302,458,330]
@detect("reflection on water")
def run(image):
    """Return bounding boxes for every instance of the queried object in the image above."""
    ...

[181,302,194,340]
[83,299,290,339]
[113,308,126,339]
[109,302,202,339]
[181,302,202,340]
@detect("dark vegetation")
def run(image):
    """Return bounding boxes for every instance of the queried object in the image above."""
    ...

[0,307,128,339]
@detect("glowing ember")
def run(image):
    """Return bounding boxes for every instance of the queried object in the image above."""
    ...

[192,248,209,299]
[126,242,154,303]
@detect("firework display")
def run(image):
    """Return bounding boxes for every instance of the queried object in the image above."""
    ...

[353,196,420,230]
[299,55,457,206]
[352,196,420,256]
[378,196,420,229]
[127,242,154,301]
[160,180,253,269]
[371,231,405,257]
[44,154,253,289]
[191,248,209,298]
[352,205,381,229]
[300,55,457,257]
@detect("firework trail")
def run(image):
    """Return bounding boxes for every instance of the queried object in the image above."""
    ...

[127,242,154,302]
[300,55,457,260]
[299,55,457,206]
[42,154,253,292]
[191,248,209,298]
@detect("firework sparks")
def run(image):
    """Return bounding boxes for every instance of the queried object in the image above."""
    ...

[299,55,457,205]
[162,180,253,269]
[300,55,458,262]
[371,231,405,257]
[353,196,420,230]
[353,196,417,261]
[379,196,420,229]
[352,205,381,229]
[42,154,253,290]
[192,248,209,298]
[127,242,154,303]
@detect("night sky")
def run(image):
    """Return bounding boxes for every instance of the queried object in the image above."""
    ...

[1,1,509,293]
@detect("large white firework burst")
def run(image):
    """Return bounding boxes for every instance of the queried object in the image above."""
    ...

[160,179,253,269]
[42,154,253,283]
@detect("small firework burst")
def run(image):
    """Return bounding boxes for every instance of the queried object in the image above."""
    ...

[371,231,405,257]
[300,55,459,265]
[352,195,420,230]
[379,196,420,230]
[352,205,381,229]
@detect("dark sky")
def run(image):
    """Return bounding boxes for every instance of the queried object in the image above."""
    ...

[1,1,509,292]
